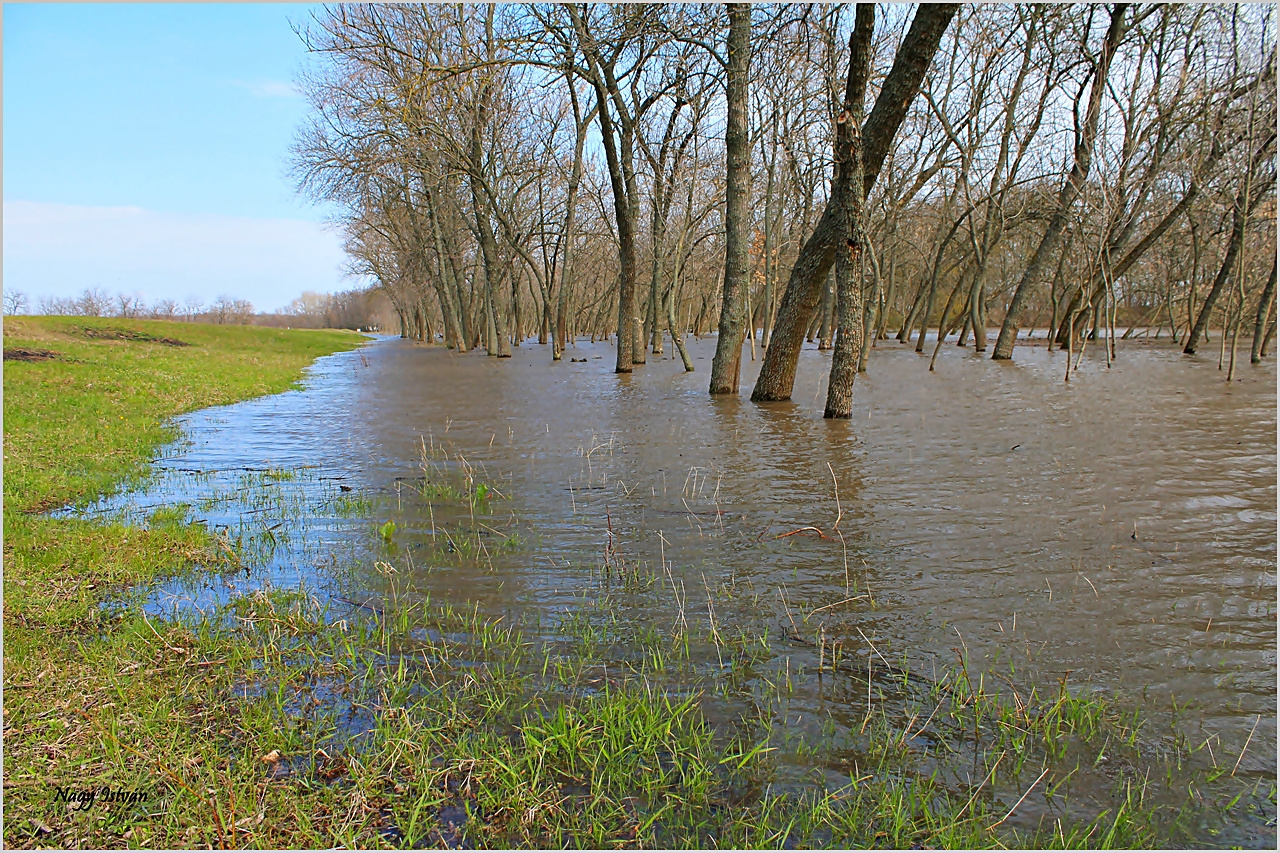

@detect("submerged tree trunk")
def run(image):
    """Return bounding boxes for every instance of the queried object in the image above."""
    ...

[483,273,498,353]
[752,3,958,402]
[710,4,753,395]
[898,275,928,343]
[818,269,836,351]
[554,76,589,362]
[761,108,780,351]
[466,7,510,358]
[1186,128,1274,354]
[667,287,694,371]
[858,241,883,371]
[511,269,524,347]
[1186,188,1252,354]
[569,7,644,374]
[968,273,986,351]
[1251,259,1277,364]
[423,188,466,352]
[824,5,874,419]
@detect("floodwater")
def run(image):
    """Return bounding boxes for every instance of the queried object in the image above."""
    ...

[81,332,1276,844]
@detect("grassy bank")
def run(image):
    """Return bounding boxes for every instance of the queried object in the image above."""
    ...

[2,317,365,846]
[1,317,1257,848]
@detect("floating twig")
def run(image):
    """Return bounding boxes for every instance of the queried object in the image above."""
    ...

[775,526,830,541]
[807,595,869,620]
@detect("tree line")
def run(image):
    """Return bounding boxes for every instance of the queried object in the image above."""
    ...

[293,3,1275,414]
[3,286,393,331]
[6,288,256,323]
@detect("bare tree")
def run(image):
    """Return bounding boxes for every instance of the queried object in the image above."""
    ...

[4,289,29,315]
[752,3,959,403]
[709,3,752,395]
[284,3,1273,388]
[75,287,112,317]
[115,292,145,318]
[563,5,659,372]
[209,295,255,325]
[992,5,1129,360]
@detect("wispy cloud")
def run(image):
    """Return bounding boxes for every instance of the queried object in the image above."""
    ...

[3,201,352,308]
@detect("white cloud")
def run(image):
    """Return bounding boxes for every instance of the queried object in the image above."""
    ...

[2,201,356,311]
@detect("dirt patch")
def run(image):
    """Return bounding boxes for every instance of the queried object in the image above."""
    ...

[78,326,189,347]
[3,347,61,362]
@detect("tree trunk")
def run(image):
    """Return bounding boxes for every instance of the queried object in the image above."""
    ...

[929,270,971,370]
[469,167,508,357]
[667,288,694,372]
[859,241,883,371]
[1186,189,1251,354]
[710,3,753,395]
[898,274,928,342]
[569,8,640,374]
[467,8,510,358]
[752,3,958,402]
[483,271,499,354]
[555,265,571,360]
[511,268,523,347]
[878,232,898,340]
[806,304,824,342]
[450,253,474,350]
[824,5,874,419]
[761,109,779,350]
[554,73,589,362]
[818,268,836,350]
[424,188,466,352]
[913,262,942,353]
[1252,259,1277,364]
[968,273,986,351]
[993,4,1128,360]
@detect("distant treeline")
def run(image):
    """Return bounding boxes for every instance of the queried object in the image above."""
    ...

[258,289,397,331]
[3,286,396,333]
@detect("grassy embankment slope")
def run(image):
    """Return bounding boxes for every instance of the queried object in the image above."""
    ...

[2,317,364,846]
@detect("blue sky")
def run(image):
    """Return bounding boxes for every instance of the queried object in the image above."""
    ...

[3,3,356,312]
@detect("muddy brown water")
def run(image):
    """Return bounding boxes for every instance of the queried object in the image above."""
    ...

[80,333,1276,844]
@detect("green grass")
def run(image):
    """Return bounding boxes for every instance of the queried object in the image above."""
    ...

[2,317,364,847]
[9,558,1205,849]
[3,317,364,512]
